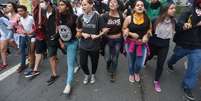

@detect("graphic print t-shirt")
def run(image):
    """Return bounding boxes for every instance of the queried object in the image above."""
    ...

[59,14,77,42]
[77,11,104,51]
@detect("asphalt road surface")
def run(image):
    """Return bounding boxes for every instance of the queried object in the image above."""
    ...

[0,43,201,101]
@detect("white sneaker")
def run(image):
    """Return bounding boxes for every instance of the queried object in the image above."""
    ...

[74,66,80,74]
[63,84,71,94]
[129,75,135,83]
[90,75,96,84]
[83,75,89,84]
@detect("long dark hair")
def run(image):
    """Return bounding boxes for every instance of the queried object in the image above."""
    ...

[132,0,147,15]
[0,10,4,17]
[85,0,94,5]
[57,0,75,25]
[191,0,201,27]
[155,2,176,30]
[7,2,18,13]
[59,0,74,14]
[132,0,150,24]
[107,0,124,12]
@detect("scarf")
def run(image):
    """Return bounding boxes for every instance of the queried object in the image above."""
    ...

[83,11,95,24]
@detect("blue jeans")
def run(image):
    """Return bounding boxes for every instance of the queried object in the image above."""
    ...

[104,38,122,73]
[65,40,78,85]
[19,36,30,66]
[183,49,201,90]
[168,46,190,66]
[125,44,147,75]
[168,46,201,90]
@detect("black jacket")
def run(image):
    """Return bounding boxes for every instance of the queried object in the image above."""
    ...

[44,8,58,41]
[173,8,201,49]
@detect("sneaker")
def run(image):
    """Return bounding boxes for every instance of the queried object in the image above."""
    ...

[46,75,59,86]
[134,74,140,82]
[154,81,162,92]
[83,75,89,84]
[25,71,33,78]
[74,66,80,74]
[168,65,175,72]
[63,84,71,94]
[24,69,33,75]
[184,88,195,101]
[110,73,116,83]
[129,75,135,83]
[90,74,96,84]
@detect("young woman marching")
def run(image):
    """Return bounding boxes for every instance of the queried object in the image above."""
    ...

[101,0,124,82]
[0,10,12,71]
[0,2,18,70]
[76,0,104,85]
[148,2,176,92]
[57,0,78,94]
[122,0,152,83]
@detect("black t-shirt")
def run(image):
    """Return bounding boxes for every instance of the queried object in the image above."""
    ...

[128,14,150,39]
[102,12,123,35]
[77,11,104,51]
[58,13,77,42]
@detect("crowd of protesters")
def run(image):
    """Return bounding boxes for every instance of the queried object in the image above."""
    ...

[0,0,200,100]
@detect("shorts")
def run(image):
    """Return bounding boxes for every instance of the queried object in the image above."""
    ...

[12,33,20,48]
[0,31,13,41]
[46,40,59,57]
[35,39,47,54]
[47,46,58,57]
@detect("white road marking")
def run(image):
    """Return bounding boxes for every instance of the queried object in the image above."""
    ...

[0,64,20,81]
[0,60,28,81]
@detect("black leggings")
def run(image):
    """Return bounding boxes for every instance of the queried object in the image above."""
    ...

[148,44,169,81]
[80,49,99,75]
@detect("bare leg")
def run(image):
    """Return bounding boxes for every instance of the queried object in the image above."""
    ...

[0,40,8,65]
[49,56,57,76]
[33,53,42,71]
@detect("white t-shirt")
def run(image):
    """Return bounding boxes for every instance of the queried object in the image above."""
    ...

[19,15,34,34]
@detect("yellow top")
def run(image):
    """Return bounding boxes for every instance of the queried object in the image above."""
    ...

[133,13,144,25]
